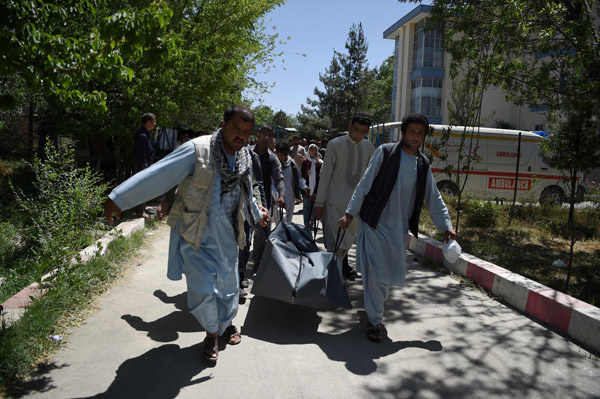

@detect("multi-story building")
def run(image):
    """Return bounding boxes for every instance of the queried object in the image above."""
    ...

[383,4,546,132]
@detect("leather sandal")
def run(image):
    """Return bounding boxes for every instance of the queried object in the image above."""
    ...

[366,323,383,343]
[203,335,218,362]
[223,325,242,345]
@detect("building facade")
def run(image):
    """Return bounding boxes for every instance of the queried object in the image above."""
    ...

[384,5,546,131]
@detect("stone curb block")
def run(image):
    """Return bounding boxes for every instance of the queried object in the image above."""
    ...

[1,218,145,326]
[408,232,600,354]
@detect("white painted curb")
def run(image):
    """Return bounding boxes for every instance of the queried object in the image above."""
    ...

[0,218,145,327]
[408,232,600,354]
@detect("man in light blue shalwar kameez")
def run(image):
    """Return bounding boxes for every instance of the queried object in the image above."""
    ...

[104,105,268,363]
[339,114,457,343]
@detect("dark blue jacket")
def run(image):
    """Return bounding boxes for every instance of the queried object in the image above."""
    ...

[134,126,155,169]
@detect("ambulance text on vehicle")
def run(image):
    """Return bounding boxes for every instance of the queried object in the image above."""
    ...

[369,122,582,204]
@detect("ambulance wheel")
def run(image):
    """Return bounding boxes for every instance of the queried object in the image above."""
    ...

[539,186,564,206]
[437,181,458,197]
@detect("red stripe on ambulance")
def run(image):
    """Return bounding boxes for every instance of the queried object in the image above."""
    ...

[431,168,565,181]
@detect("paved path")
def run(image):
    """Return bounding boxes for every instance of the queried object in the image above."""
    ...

[9,212,600,399]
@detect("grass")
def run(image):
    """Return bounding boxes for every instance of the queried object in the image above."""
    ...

[0,224,110,304]
[419,257,497,299]
[419,198,600,306]
[0,221,155,392]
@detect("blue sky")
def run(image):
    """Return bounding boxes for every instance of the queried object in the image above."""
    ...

[246,0,425,118]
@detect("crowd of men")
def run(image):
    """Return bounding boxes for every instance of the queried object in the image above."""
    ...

[104,106,455,363]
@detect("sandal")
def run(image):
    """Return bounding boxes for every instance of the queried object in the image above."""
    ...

[203,335,218,362]
[366,323,383,343]
[223,325,242,345]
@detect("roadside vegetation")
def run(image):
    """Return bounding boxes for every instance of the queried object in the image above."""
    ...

[0,224,151,392]
[420,195,600,307]
[1,141,109,303]
[0,143,155,391]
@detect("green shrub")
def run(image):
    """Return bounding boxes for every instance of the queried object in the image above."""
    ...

[0,222,19,270]
[9,139,109,280]
[0,228,147,389]
[464,200,499,228]
[547,219,599,240]
[582,179,600,204]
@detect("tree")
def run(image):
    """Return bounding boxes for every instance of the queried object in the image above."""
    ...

[339,22,370,124]
[305,52,346,132]
[1,0,285,181]
[151,0,284,130]
[365,56,394,125]
[254,105,275,126]
[0,76,46,158]
[0,0,174,113]
[541,102,600,292]
[425,10,501,231]
[92,0,284,181]
[430,0,600,293]
[304,23,370,132]
[272,110,290,128]
[297,105,332,139]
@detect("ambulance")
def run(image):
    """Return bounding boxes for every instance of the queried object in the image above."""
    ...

[369,122,582,205]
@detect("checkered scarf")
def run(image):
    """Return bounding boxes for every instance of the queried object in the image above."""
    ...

[210,128,255,224]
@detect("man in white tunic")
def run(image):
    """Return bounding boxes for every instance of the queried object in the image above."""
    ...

[314,112,375,279]
[104,105,268,363]
[275,141,301,223]
[339,114,456,342]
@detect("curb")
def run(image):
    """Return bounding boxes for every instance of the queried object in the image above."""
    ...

[0,218,145,327]
[408,233,600,354]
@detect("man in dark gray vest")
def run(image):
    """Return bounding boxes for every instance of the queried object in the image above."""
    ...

[339,114,456,343]
[250,125,285,267]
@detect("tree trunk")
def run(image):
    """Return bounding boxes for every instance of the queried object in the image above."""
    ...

[564,169,578,293]
[27,102,34,159]
[114,143,123,184]
[508,132,522,226]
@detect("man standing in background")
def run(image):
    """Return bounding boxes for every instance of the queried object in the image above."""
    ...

[250,125,285,267]
[314,112,375,280]
[133,113,157,218]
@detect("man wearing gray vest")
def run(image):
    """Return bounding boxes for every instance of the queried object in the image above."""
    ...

[104,105,268,363]
[339,114,456,343]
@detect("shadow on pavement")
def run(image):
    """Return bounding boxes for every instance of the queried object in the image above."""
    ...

[241,296,442,376]
[6,363,67,398]
[121,290,201,342]
[10,343,212,399]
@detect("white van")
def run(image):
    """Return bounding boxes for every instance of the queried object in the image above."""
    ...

[369,122,582,205]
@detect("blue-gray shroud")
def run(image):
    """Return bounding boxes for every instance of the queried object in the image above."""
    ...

[252,221,352,310]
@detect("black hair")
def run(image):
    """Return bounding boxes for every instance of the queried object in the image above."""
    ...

[259,125,274,135]
[351,111,372,127]
[308,139,317,146]
[276,141,290,154]
[400,114,429,134]
[142,113,155,125]
[223,104,255,124]
[321,138,328,144]
[178,130,190,141]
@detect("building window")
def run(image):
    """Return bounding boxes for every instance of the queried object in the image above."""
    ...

[413,19,444,70]
[410,77,443,118]
[391,37,399,122]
